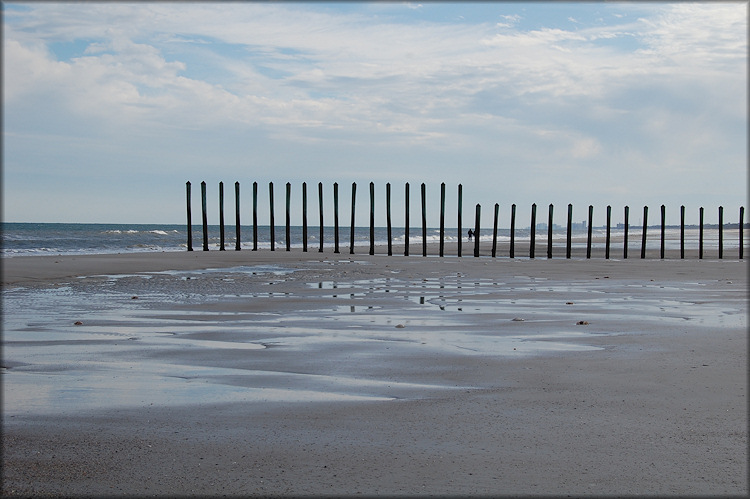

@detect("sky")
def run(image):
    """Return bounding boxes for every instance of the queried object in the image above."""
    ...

[2,1,748,227]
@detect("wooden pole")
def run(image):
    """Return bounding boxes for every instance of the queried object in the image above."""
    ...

[586,205,593,259]
[680,205,685,259]
[473,204,481,257]
[386,183,392,256]
[235,181,241,251]
[623,206,629,259]
[530,203,536,259]
[740,206,745,260]
[640,205,648,259]
[369,182,375,256]
[318,182,324,253]
[201,181,208,251]
[547,203,553,259]
[718,206,723,259]
[302,182,308,253]
[404,183,410,256]
[269,182,275,251]
[186,181,193,251]
[660,204,665,259]
[439,183,446,257]
[219,181,225,251]
[492,203,499,258]
[510,204,516,258]
[566,203,572,259]
[334,182,340,254]
[252,182,258,251]
[457,184,463,257]
[699,207,704,259]
[605,205,611,259]
[349,182,356,255]
[421,183,427,257]
[285,182,291,252]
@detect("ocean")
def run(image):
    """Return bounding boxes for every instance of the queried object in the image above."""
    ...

[0,222,744,257]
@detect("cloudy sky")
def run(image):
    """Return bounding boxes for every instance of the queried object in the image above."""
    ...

[3,1,747,226]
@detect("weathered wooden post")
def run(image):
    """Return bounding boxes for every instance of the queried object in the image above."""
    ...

[302,182,308,253]
[718,206,724,259]
[623,206,629,259]
[680,205,685,259]
[457,184,463,257]
[404,183,410,256]
[660,204,665,259]
[566,203,572,259]
[421,183,427,257]
[510,204,516,258]
[334,182,340,254]
[349,182,357,255]
[530,203,536,259]
[586,205,593,259]
[252,182,258,251]
[386,183,392,256]
[473,204,481,257]
[235,181,241,251]
[201,181,208,251]
[699,207,704,259]
[186,181,193,251]
[547,203,553,259]
[439,183,446,257]
[318,182,324,253]
[605,205,611,259]
[740,206,745,260]
[269,182,275,251]
[492,203,499,258]
[369,182,375,256]
[219,181,225,251]
[285,182,291,252]
[640,205,648,259]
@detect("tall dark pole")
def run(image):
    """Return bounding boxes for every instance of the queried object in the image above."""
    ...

[680,205,685,259]
[699,207,704,259]
[586,205,593,259]
[718,206,724,259]
[334,182,340,254]
[302,182,308,252]
[386,183,392,256]
[547,203,553,259]
[235,181,241,251]
[285,182,291,252]
[492,203,499,258]
[457,184,463,257]
[473,204,481,257]
[510,204,516,258]
[529,203,536,259]
[349,182,357,255]
[740,206,745,260]
[660,204,665,259]
[439,183,446,257]
[318,182,324,253]
[404,183,410,256]
[201,181,208,251]
[252,182,258,251]
[566,203,572,259]
[605,205,611,259]
[623,206,629,259]
[186,181,193,251]
[369,182,375,256]
[421,183,427,257]
[219,181,225,251]
[269,182,275,251]
[640,205,648,259]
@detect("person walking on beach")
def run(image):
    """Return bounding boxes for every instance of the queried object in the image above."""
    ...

[468,229,474,241]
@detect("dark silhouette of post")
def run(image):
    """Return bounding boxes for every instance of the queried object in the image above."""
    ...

[660,204,665,259]
[349,182,357,255]
[235,182,241,251]
[369,182,375,256]
[605,205,611,259]
[547,203,553,259]
[510,204,516,258]
[473,204,481,257]
[640,206,648,259]
[421,183,427,257]
[530,203,536,259]
[623,206,629,259]
[457,184,463,257]
[285,183,291,252]
[492,203,499,258]
[302,182,308,253]
[699,207,704,259]
[586,205,593,259]
[740,206,745,260]
[404,182,410,256]
[201,181,208,251]
[269,182,275,251]
[439,183,446,257]
[186,182,193,251]
[318,182,324,253]
[252,182,258,251]
[566,203,572,259]
[680,205,685,259]
[334,182,340,254]
[386,183,392,256]
[219,182,225,251]
[718,206,723,259]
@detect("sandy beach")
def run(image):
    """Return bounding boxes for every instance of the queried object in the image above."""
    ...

[2,245,747,496]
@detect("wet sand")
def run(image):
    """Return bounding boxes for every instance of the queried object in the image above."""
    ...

[2,245,747,496]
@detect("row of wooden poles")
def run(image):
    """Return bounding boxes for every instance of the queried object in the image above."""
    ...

[186,181,745,260]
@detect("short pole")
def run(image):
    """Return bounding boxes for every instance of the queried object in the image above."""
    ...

[318,182,324,253]
[386,183,392,256]
[605,205,611,259]
[530,203,536,259]
[510,204,516,258]
[186,181,193,251]
[404,182,410,256]
[740,206,744,260]
[349,182,356,255]
[473,204,481,257]
[457,184,463,257]
[566,203,572,259]
[640,205,648,259]
[421,183,427,257]
[547,203,553,259]
[269,182,275,251]
[201,181,208,251]
[586,205,593,259]
[369,182,375,256]
[252,182,258,251]
[680,205,685,259]
[285,182,291,252]
[235,181,241,251]
[718,206,723,259]
[334,182,340,254]
[623,206,629,259]
[492,203,499,258]
[699,207,704,259]
[439,183,446,257]
[219,181,225,251]
[302,182,308,253]
[660,204,665,259]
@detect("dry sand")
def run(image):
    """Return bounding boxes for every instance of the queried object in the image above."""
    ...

[1,246,747,497]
